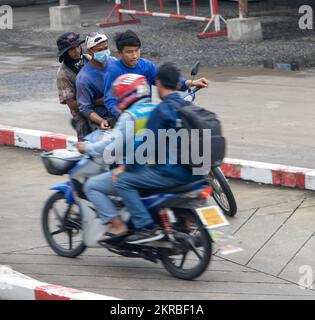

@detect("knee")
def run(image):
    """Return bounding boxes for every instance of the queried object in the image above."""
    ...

[115,175,129,191]
[84,177,95,196]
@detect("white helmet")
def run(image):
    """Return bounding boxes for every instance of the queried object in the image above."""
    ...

[86,31,108,50]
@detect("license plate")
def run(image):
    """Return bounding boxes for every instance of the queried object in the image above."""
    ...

[196,206,229,229]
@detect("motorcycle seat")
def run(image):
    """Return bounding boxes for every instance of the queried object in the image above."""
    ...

[139,179,208,197]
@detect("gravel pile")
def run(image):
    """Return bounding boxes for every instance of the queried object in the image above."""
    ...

[1,0,315,70]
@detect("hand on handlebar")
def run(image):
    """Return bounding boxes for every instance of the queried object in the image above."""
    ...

[100,119,111,130]
[191,77,208,89]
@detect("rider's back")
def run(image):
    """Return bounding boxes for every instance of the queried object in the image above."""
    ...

[146,92,204,183]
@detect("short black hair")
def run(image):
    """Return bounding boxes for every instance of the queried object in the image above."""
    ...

[115,30,141,52]
[156,62,181,90]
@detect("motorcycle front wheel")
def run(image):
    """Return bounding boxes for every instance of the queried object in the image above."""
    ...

[42,191,86,258]
[160,209,212,280]
[210,167,237,217]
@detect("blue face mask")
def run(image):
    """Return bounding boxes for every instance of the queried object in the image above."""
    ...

[94,49,111,64]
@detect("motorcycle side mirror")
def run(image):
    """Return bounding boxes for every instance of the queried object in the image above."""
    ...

[191,62,200,77]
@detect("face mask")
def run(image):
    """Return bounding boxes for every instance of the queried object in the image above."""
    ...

[94,49,111,64]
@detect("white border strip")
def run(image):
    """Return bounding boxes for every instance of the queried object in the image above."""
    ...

[1,125,315,191]
[0,266,120,300]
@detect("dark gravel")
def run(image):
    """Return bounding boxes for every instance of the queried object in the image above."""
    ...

[0,0,315,69]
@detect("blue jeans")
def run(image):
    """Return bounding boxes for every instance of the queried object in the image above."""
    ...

[84,171,119,224]
[115,167,187,229]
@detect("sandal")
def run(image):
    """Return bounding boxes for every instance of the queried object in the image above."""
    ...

[98,231,129,245]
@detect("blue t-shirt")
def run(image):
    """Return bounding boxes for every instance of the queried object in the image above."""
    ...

[76,57,116,119]
[103,58,187,119]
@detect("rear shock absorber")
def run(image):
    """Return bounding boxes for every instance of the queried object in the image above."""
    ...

[159,209,174,235]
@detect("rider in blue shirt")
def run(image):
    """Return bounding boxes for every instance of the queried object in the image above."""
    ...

[103,30,208,119]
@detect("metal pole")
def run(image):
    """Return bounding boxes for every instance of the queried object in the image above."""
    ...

[176,0,180,15]
[59,0,69,6]
[192,0,197,16]
[239,0,248,19]
[160,0,164,13]
[212,0,218,15]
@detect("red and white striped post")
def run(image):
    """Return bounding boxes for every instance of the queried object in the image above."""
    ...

[198,0,227,39]
[100,0,141,27]
[99,0,227,39]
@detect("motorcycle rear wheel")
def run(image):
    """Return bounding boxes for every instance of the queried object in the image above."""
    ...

[160,209,212,280]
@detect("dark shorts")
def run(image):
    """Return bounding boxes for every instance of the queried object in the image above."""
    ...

[71,112,91,141]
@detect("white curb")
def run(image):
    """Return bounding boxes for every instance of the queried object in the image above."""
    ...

[1,124,315,191]
[0,265,120,300]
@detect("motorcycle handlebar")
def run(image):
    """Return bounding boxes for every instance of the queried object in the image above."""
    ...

[190,86,202,94]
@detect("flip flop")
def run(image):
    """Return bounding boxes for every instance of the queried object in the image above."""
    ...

[98,231,129,245]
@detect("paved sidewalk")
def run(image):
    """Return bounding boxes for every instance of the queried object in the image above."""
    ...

[0,146,314,299]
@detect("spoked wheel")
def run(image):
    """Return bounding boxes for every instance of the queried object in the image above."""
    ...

[160,209,212,280]
[209,167,237,217]
[42,192,86,258]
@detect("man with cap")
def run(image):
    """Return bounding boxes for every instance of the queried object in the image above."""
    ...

[76,31,117,131]
[56,32,91,140]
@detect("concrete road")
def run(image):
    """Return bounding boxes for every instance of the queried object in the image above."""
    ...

[0,146,315,300]
[1,60,315,168]
[1,0,315,170]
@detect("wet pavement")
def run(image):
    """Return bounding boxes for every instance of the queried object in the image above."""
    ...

[1,58,315,168]
[0,0,315,169]
[0,146,314,300]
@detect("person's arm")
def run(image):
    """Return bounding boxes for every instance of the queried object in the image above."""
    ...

[185,78,209,90]
[146,59,186,91]
[57,71,78,110]
[94,97,104,106]
[103,70,120,119]
[76,79,108,129]
[89,112,110,130]
[65,98,79,113]
[83,113,133,159]
[147,60,159,87]
[147,59,208,91]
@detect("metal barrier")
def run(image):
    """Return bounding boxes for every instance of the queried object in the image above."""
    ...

[100,0,227,39]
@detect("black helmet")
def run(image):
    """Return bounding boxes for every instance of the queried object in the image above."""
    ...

[57,32,85,62]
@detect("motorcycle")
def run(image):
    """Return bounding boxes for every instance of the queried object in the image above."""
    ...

[40,127,242,280]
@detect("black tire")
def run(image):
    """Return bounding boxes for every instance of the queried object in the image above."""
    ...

[42,192,86,258]
[210,167,237,217]
[160,209,212,280]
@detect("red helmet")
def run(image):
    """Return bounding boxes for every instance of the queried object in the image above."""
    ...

[112,74,150,111]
